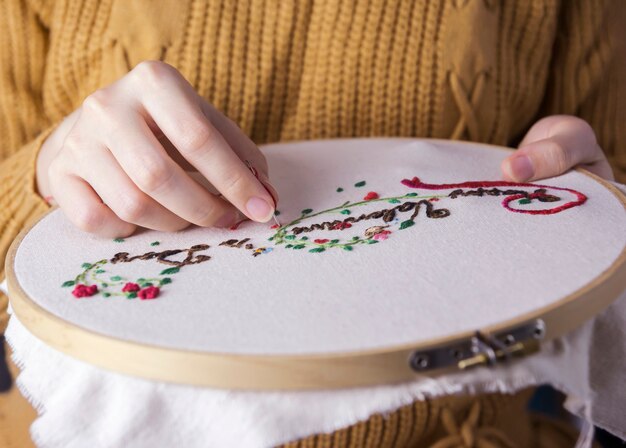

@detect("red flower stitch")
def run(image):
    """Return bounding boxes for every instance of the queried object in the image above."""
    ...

[363,191,379,201]
[314,239,329,244]
[332,222,352,230]
[270,224,280,229]
[138,286,160,300]
[429,197,440,202]
[122,282,140,293]
[72,284,98,298]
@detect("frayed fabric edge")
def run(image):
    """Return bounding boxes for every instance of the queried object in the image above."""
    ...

[4,308,605,448]
[5,316,48,417]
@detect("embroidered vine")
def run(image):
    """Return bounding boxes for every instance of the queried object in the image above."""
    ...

[62,176,587,300]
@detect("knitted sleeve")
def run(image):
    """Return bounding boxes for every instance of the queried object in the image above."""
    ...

[539,0,626,183]
[0,0,53,332]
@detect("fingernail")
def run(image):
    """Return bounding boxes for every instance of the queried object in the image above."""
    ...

[509,155,534,181]
[246,196,274,222]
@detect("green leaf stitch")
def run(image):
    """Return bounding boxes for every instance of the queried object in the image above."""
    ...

[160,267,180,275]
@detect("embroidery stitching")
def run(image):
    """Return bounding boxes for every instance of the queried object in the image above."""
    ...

[62,176,587,300]
[400,177,587,214]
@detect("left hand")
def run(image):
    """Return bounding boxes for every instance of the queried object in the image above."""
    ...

[501,115,614,182]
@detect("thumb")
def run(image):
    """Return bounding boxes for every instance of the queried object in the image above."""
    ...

[502,115,613,181]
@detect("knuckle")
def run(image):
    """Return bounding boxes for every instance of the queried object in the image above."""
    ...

[81,89,123,133]
[116,193,150,222]
[192,205,222,227]
[221,169,248,197]
[81,89,112,117]
[563,115,590,129]
[553,115,595,139]
[72,205,105,233]
[179,124,214,156]
[133,158,173,193]
[62,132,84,157]
[545,140,570,173]
[574,118,596,141]
[132,60,176,89]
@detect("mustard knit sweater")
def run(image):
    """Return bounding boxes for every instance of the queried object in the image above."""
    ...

[0,0,624,445]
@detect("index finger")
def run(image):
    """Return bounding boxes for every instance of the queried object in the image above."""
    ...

[132,62,276,222]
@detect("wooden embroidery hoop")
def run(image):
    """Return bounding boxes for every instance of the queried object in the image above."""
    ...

[6,139,626,390]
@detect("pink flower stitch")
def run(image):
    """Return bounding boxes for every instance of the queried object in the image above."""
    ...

[373,230,391,241]
[122,282,140,292]
[72,284,98,298]
[138,286,160,300]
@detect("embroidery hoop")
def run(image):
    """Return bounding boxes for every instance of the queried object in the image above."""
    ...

[6,139,626,390]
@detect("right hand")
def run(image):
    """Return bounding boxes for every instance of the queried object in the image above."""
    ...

[36,61,277,238]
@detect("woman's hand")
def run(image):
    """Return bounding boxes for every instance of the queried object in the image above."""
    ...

[501,115,614,182]
[36,61,277,238]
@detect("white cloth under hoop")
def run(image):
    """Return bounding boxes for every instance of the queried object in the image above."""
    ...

[5,285,626,448]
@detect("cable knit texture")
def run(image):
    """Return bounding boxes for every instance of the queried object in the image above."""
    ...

[0,0,623,446]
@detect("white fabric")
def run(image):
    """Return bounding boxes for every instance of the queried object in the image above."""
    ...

[11,139,626,355]
[5,139,626,447]
[9,297,626,448]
